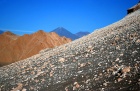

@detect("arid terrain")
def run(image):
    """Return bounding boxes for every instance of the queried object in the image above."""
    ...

[0,7,140,91]
[0,30,71,66]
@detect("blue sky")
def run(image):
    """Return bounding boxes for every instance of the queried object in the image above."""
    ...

[0,0,139,35]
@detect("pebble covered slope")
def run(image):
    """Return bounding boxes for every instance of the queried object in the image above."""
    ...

[0,9,140,91]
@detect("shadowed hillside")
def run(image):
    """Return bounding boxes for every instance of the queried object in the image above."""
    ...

[0,9,140,91]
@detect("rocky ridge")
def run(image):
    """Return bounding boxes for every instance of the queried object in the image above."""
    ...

[0,9,140,91]
[0,30,71,66]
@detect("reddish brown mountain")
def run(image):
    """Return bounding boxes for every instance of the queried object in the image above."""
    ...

[0,30,71,66]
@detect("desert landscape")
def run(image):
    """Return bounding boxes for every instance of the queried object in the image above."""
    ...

[0,1,140,91]
[0,4,140,91]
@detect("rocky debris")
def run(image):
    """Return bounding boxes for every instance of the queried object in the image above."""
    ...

[11,83,23,91]
[0,9,140,91]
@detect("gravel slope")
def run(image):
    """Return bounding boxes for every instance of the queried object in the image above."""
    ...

[0,10,140,91]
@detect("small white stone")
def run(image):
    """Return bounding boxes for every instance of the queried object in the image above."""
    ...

[58,57,65,63]
[22,88,27,91]
[74,82,78,85]
[115,58,119,62]
[103,82,107,86]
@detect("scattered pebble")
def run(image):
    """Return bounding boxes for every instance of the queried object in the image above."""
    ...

[58,57,65,63]
[135,39,140,44]
[74,82,80,88]
[117,78,122,82]
[103,82,107,86]
[80,63,86,67]
[122,66,131,73]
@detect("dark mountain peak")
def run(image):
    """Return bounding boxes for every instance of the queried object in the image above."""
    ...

[51,27,79,40]
[53,27,70,33]
[57,27,65,29]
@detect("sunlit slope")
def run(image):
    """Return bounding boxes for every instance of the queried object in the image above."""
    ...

[0,30,71,66]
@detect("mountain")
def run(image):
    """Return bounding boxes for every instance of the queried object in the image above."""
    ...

[51,27,79,40]
[75,31,90,37]
[0,30,4,34]
[0,7,140,91]
[0,31,19,51]
[2,31,19,39]
[0,30,71,66]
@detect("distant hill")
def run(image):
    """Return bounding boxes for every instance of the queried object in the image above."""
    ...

[75,31,90,37]
[51,27,79,40]
[0,30,4,34]
[0,30,71,66]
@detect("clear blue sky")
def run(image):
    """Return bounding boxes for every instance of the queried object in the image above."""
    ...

[0,0,139,35]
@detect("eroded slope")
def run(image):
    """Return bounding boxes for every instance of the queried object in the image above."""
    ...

[0,30,71,66]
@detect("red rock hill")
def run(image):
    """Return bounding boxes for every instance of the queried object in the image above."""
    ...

[0,30,71,66]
